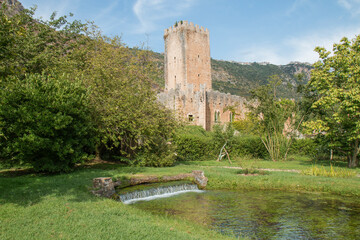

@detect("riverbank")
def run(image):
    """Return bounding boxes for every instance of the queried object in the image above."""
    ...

[1,156,359,239]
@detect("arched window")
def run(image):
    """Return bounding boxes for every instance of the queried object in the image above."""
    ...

[215,111,220,123]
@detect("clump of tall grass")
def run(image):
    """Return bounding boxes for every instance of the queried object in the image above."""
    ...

[301,165,357,178]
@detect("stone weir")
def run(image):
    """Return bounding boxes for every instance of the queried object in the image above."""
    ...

[92,170,208,199]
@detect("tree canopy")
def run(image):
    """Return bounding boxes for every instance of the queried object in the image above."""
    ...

[303,35,360,167]
[0,3,177,171]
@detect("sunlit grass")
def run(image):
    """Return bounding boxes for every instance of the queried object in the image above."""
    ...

[301,165,357,178]
[1,156,359,240]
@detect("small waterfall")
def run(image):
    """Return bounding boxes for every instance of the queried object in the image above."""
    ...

[119,183,203,204]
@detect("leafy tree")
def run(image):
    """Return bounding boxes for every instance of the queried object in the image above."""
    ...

[0,74,96,172]
[249,75,300,161]
[62,30,178,165]
[0,4,177,168]
[0,4,86,79]
[232,113,256,135]
[303,35,360,168]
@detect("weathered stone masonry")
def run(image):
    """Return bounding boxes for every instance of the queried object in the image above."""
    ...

[158,21,248,130]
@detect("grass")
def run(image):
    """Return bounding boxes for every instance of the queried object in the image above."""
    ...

[0,166,232,240]
[301,164,358,178]
[1,156,359,239]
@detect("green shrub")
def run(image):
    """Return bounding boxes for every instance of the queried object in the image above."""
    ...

[174,133,214,161]
[290,138,317,156]
[135,151,176,167]
[228,135,268,158]
[134,138,177,167]
[0,74,96,172]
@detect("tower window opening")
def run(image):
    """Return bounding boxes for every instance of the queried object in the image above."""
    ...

[188,115,194,122]
[215,111,220,123]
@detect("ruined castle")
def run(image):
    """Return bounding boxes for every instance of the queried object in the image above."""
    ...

[158,21,247,130]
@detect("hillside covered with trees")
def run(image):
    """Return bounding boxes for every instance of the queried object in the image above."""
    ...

[151,52,312,98]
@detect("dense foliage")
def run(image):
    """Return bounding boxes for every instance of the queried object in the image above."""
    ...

[0,74,96,172]
[0,5,86,79]
[174,125,266,161]
[302,35,360,167]
[65,33,177,164]
[0,3,177,171]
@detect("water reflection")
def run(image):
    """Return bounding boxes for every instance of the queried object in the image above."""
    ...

[132,190,360,239]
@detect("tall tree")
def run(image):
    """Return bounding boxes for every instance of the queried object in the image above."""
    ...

[303,35,360,168]
[0,4,86,79]
[61,30,177,165]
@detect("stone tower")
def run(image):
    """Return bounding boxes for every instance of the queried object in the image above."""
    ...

[164,21,211,92]
[159,21,247,131]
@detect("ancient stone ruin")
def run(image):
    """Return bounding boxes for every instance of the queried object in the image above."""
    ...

[158,21,248,130]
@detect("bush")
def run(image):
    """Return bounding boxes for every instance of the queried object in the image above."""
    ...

[289,138,317,156]
[174,125,268,161]
[174,133,215,161]
[0,74,96,172]
[228,135,268,159]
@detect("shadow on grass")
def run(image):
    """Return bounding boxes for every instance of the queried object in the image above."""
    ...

[0,163,144,206]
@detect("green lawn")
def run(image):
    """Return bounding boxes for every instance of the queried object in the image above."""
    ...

[1,157,359,239]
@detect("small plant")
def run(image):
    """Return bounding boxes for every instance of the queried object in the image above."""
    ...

[301,165,357,178]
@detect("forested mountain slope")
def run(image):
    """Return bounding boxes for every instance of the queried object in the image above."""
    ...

[151,51,312,98]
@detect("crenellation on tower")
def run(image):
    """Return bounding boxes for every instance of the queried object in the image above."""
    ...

[164,21,210,37]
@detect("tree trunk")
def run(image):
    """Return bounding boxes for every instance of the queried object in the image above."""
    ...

[348,139,359,168]
[95,145,102,161]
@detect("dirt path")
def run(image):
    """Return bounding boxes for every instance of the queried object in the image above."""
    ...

[221,166,360,177]
[222,166,301,173]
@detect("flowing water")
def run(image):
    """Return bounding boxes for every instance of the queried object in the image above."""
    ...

[131,189,360,239]
[117,182,203,204]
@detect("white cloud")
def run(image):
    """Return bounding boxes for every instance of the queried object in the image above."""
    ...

[133,0,196,34]
[284,27,360,63]
[233,27,360,65]
[337,0,360,15]
[236,46,283,65]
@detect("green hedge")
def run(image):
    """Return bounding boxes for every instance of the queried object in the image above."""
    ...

[289,138,317,156]
[228,136,267,158]
[174,125,268,161]
[174,133,215,161]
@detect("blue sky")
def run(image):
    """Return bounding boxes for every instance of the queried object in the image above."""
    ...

[20,0,360,64]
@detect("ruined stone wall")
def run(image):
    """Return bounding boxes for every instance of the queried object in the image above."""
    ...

[164,21,211,92]
[158,84,207,129]
[205,91,247,130]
